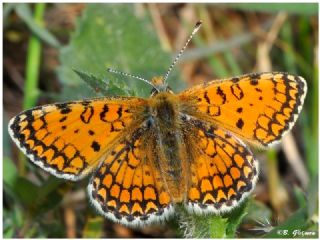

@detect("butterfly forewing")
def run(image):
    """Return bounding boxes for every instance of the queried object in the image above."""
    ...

[179,72,307,147]
[8,97,147,180]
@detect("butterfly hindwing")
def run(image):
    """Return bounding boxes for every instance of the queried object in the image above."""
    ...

[179,72,307,147]
[88,122,174,226]
[8,97,147,180]
[182,117,258,213]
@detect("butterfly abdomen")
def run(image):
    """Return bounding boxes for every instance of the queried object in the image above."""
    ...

[148,92,186,201]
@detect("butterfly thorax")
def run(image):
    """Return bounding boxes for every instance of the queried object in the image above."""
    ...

[150,92,177,124]
[148,91,186,201]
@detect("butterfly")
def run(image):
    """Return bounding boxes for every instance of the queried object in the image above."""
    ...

[8,21,307,227]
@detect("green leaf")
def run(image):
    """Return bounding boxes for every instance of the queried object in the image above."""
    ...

[3,206,24,237]
[3,157,18,204]
[14,177,40,206]
[14,3,61,48]
[3,157,18,190]
[243,199,272,225]
[3,226,14,238]
[225,3,318,16]
[293,186,307,208]
[33,190,63,216]
[178,197,252,238]
[83,216,104,238]
[33,177,64,212]
[178,205,228,238]
[57,4,184,101]
[225,198,249,237]
[8,176,39,206]
[37,176,63,199]
[306,176,318,219]
[209,216,228,238]
[264,207,317,238]
[73,69,134,96]
[3,114,12,158]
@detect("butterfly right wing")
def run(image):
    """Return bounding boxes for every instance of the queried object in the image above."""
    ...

[8,97,147,180]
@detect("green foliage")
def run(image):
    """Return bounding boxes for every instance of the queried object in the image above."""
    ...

[83,216,104,238]
[254,177,318,238]
[178,206,227,238]
[245,199,272,224]
[3,116,11,158]
[226,3,318,15]
[57,4,184,101]
[224,199,249,237]
[73,69,134,97]
[4,155,65,237]
[178,199,249,238]
[3,207,24,238]
[264,207,317,238]
[3,156,18,191]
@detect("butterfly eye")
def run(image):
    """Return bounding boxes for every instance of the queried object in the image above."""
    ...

[150,87,159,97]
[180,113,191,121]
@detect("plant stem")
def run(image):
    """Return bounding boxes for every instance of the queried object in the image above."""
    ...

[19,3,46,176]
[24,3,45,109]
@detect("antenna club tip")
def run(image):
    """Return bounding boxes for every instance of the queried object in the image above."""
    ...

[196,20,203,27]
[193,20,203,34]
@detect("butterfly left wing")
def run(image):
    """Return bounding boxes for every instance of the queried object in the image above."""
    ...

[88,121,174,226]
[181,117,258,213]
[8,97,147,180]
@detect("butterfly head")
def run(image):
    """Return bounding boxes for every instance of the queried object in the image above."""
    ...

[150,76,173,96]
[151,76,169,93]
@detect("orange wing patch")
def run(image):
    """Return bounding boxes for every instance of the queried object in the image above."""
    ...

[8,97,147,180]
[179,72,307,147]
[182,117,258,213]
[88,124,173,226]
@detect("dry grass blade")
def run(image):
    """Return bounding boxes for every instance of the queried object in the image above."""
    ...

[64,205,76,238]
[281,134,309,188]
[256,12,287,71]
[148,3,172,52]
[256,12,289,218]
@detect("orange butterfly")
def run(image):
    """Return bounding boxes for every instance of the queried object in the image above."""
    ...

[8,21,307,226]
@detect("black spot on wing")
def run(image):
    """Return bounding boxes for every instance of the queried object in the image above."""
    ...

[236,118,244,129]
[91,141,101,152]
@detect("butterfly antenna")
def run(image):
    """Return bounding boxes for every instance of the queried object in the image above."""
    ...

[163,20,202,84]
[107,68,159,90]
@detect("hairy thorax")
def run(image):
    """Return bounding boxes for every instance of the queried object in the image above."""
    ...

[149,92,179,127]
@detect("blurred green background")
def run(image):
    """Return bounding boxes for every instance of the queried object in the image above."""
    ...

[3,3,318,238]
